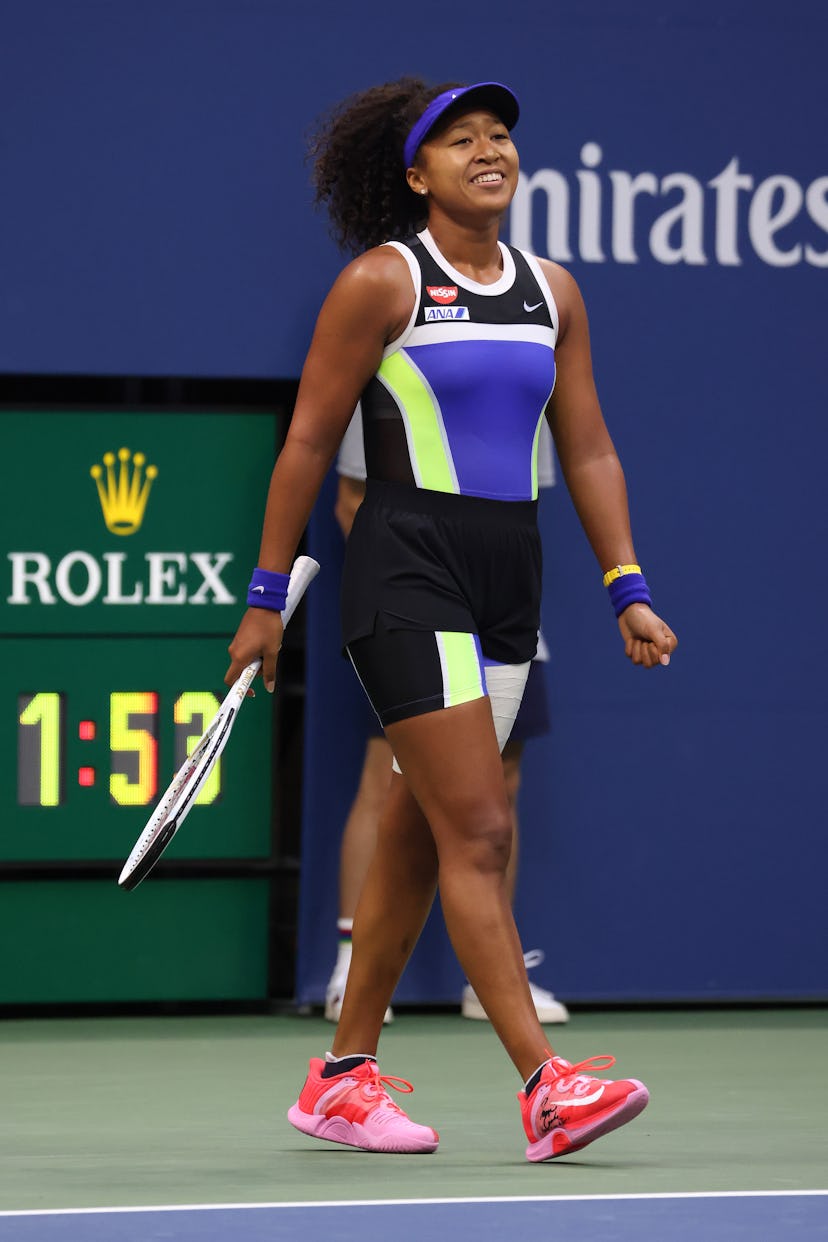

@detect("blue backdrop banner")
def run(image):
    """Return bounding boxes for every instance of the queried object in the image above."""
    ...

[3,0,825,1003]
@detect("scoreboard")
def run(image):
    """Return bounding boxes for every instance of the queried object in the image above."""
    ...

[1,410,281,1004]
[9,639,269,860]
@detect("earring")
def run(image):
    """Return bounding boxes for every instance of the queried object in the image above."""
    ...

[420,189,427,196]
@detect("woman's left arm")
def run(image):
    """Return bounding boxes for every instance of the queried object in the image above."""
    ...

[540,260,678,669]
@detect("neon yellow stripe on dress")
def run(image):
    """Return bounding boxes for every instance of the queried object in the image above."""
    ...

[529,412,545,501]
[377,351,458,493]
[436,632,485,708]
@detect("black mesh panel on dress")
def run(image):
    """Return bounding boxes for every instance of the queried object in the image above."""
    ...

[361,375,417,486]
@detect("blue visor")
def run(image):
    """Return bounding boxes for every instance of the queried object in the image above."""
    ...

[403,82,520,168]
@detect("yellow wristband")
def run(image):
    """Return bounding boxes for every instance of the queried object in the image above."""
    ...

[602,563,642,587]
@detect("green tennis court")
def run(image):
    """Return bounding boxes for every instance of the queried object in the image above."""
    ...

[2,1007,825,1213]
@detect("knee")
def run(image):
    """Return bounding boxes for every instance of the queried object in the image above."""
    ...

[438,802,514,875]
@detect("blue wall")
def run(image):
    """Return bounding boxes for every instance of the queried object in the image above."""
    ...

[3,0,826,1001]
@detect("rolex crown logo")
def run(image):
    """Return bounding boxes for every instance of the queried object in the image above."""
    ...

[90,447,158,536]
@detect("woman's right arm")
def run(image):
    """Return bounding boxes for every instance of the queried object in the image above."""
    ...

[225,248,413,691]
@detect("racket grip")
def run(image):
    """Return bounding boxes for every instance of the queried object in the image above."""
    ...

[236,557,320,692]
[281,555,321,627]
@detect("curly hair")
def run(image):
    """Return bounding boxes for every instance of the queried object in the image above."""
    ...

[308,77,461,254]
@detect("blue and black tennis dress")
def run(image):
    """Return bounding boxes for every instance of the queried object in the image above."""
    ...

[343,228,559,727]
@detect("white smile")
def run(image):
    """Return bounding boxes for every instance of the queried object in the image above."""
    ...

[472,171,504,184]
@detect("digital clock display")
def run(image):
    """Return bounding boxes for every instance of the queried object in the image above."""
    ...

[3,637,271,862]
[18,689,224,808]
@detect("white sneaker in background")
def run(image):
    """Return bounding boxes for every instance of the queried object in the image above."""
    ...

[461,949,570,1024]
[526,980,570,1024]
[324,965,393,1025]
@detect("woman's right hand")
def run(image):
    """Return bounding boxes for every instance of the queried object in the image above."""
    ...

[225,607,285,693]
[617,603,678,668]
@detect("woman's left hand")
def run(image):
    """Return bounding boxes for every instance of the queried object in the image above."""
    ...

[618,603,678,668]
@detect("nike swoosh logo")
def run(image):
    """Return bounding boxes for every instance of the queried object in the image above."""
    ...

[555,1086,605,1106]
[524,300,543,313]
[251,585,265,594]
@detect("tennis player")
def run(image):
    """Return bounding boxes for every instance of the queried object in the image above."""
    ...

[325,409,569,1027]
[226,77,678,1161]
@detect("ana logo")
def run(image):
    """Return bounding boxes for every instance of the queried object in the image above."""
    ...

[425,306,469,322]
[90,448,157,536]
[426,285,458,304]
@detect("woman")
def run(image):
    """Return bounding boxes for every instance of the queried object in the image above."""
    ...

[225,77,677,1162]
[325,410,569,1029]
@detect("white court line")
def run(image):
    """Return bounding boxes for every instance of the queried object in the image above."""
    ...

[1,1190,826,1217]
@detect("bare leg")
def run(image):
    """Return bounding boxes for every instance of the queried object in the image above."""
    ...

[500,738,523,905]
[342,737,521,922]
[332,772,439,1055]
[488,737,568,1025]
[338,736,393,917]
[387,700,551,1081]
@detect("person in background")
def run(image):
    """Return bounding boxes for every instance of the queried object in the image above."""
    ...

[325,408,568,1026]
[225,76,677,1161]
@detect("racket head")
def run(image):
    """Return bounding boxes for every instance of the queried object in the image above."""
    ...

[118,555,320,892]
[118,815,181,891]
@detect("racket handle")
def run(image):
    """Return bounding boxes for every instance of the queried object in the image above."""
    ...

[234,556,320,693]
[282,555,320,627]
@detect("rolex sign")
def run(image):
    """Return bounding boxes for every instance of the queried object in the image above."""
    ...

[1,412,277,636]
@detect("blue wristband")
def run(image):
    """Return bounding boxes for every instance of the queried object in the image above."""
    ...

[247,567,290,611]
[606,572,652,618]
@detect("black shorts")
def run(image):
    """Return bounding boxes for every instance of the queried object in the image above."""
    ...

[341,480,542,666]
[348,620,490,727]
[347,639,551,736]
[347,629,552,735]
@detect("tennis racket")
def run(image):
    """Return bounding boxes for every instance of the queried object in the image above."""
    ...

[118,554,320,891]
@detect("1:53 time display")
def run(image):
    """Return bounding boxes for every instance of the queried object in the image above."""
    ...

[18,690,222,807]
[2,637,271,863]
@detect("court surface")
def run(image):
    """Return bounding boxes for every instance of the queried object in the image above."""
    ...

[2,1009,826,1240]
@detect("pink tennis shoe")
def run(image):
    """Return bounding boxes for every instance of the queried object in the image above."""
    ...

[519,1054,649,1161]
[288,1057,439,1154]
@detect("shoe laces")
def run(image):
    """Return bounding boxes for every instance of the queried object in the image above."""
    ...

[356,1064,415,1117]
[548,1053,615,1092]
